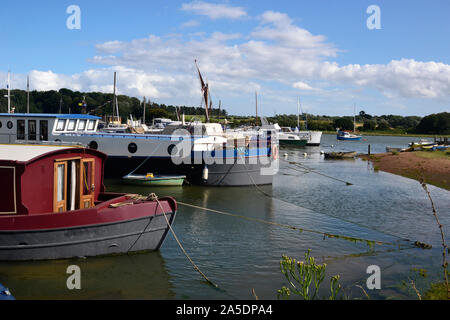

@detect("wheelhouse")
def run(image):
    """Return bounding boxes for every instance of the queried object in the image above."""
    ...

[0,114,100,144]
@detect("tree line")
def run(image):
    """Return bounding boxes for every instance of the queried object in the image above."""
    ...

[266,111,449,134]
[0,88,448,134]
[0,88,227,123]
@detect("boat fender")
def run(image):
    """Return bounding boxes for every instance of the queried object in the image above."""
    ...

[202,166,209,181]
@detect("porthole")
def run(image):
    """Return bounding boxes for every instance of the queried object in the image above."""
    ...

[7,121,13,129]
[0,121,2,128]
[89,141,98,150]
[168,144,178,155]
[128,142,137,154]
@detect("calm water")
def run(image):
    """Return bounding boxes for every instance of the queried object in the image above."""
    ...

[0,134,449,300]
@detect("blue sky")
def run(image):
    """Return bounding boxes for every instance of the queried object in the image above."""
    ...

[1,0,450,116]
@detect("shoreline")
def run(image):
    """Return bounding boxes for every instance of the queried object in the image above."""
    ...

[360,151,450,191]
[323,131,450,138]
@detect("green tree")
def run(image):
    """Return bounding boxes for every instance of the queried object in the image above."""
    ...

[333,117,354,131]
[416,112,450,134]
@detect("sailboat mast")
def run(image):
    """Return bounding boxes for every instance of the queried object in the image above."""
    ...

[353,103,356,133]
[297,97,300,129]
[194,60,210,123]
[27,75,30,113]
[143,96,146,124]
[7,71,11,113]
[112,72,117,120]
[255,92,258,126]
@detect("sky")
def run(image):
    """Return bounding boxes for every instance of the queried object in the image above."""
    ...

[1,0,449,117]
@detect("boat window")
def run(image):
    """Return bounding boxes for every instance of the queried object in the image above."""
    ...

[56,119,66,131]
[40,120,48,141]
[57,164,65,202]
[67,119,77,131]
[7,121,13,129]
[54,161,67,213]
[0,121,2,128]
[28,120,37,140]
[17,120,25,140]
[87,120,96,131]
[78,120,87,130]
[80,159,95,209]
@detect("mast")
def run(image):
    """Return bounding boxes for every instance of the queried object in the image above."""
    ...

[218,100,221,122]
[297,97,300,129]
[255,92,258,126]
[143,96,146,124]
[194,60,210,123]
[353,103,356,133]
[7,71,11,113]
[27,75,30,113]
[112,72,117,120]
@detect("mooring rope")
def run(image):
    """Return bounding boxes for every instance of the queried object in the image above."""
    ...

[149,193,219,288]
[177,201,420,249]
[126,142,163,176]
[281,158,354,185]
[232,153,431,250]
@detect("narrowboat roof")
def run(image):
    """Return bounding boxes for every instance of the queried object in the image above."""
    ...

[0,144,103,162]
[0,113,100,120]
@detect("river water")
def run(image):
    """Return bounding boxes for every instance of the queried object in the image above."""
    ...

[0,134,449,300]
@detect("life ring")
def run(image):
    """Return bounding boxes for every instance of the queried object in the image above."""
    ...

[272,144,279,160]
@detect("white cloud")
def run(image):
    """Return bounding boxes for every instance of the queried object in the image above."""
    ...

[292,81,320,91]
[182,19,200,28]
[3,10,449,115]
[181,1,247,20]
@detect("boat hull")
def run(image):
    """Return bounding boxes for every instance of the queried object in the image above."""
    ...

[0,195,176,261]
[297,131,322,146]
[279,139,307,147]
[336,136,361,141]
[123,174,186,186]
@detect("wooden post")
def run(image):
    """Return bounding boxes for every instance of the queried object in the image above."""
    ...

[368,144,371,156]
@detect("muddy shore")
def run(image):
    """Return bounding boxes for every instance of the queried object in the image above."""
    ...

[361,151,450,191]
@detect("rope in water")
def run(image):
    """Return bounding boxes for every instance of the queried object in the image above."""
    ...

[150,194,219,288]
[234,153,431,250]
[281,158,354,185]
[177,201,417,248]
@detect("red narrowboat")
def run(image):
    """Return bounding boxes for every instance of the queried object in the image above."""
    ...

[0,144,176,261]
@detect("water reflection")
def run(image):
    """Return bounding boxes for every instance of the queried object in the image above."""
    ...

[0,252,175,300]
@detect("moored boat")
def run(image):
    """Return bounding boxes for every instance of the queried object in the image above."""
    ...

[0,113,277,186]
[336,130,362,141]
[324,151,357,159]
[0,144,176,261]
[123,174,186,186]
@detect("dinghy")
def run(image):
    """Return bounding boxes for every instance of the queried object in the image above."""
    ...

[123,174,186,186]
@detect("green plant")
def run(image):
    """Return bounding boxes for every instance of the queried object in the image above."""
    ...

[277,250,341,300]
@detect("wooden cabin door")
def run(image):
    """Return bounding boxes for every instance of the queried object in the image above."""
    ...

[53,161,68,213]
[79,159,95,209]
